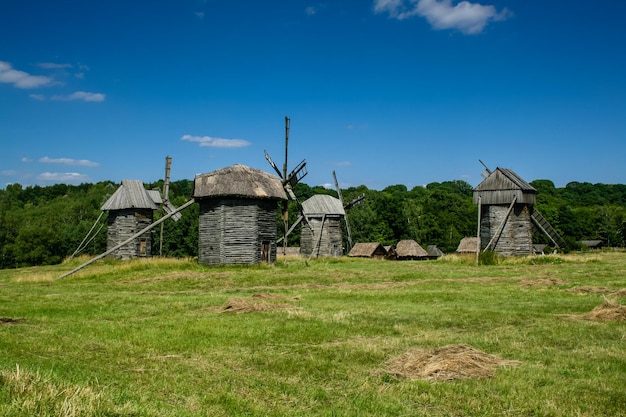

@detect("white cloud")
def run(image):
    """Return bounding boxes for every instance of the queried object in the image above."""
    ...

[0,61,54,89]
[305,6,318,15]
[194,11,205,19]
[51,91,106,102]
[332,161,353,167]
[39,156,100,167]
[37,172,91,183]
[21,157,33,163]
[373,0,510,34]
[37,62,73,69]
[181,134,251,148]
[1,170,17,176]
[29,94,46,101]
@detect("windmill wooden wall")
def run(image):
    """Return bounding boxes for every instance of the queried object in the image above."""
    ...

[301,216,343,257]
[101,180,160,259]
[473,168,536,256]
[300,194,345,258]
[192,164,287,266]
[197,198,279,265]
[106,209,154,259]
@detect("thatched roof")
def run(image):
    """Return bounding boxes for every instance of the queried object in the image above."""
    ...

[427,245,444,258]
[302,194,345,216]
[580,240,604,248]
[101,180,159,211]
[395,240,429,259]
[457,237,479,253]
[192,164,287,200]
[473,167,536,205]
[348,242,387,258]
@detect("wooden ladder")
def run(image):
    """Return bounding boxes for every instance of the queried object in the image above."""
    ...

[531,209,566,249]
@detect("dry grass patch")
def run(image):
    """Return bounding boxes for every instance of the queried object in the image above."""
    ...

[382,344,520,381]
[520,277,567,287]
[611,288,626,297]
[566,286,611,294]
[0,365,108,417]
[559,299,626,322]
[0,317,25,325]
[218,292,301,314]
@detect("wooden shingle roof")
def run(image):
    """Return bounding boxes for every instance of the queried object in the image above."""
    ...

[302,194,345,216]
[473,167,537,205]
[192,164,287,200]
[101,180,159,211]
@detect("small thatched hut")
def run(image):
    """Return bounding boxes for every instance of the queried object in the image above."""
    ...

[395,239,429,260]
[348,242,387,259]
[580,240,604,249]
[101,180,161,259]
[473,168,536,256]
[457,237,479,254]
[300,194,345,258]
[426,244,444,260]
[192,164,287,266]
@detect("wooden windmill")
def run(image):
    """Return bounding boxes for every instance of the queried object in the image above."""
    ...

[473,162,565,256]
[264,116,309,253]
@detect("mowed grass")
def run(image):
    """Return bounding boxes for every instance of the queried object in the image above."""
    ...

[0,251,624,416]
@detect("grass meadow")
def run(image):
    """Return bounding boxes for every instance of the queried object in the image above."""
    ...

[0,251,624,416]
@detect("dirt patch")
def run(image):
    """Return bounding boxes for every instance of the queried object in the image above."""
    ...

[382,344,520,381]
[566,286,611,294]
[218,293,300,314]
[0,317,25,325]
[558,299,626,322]
[520,278,567,287]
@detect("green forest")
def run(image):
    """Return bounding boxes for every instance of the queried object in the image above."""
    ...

[1,178,625,269]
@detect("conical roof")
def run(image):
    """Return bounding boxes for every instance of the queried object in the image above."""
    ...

[101,180,159,211]
[192,164,287,200]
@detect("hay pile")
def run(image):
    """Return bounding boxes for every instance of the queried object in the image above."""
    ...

[218,293,300,314]
[566,286,610,294]
[611,288,626,297]
[382,344,519,381]
[520,278,567,287]
[558,299,626,322]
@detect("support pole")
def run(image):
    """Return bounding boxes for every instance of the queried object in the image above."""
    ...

[475,196,481,265]
[56,199,195,280]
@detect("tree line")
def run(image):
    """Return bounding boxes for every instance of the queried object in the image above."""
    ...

[1,179,625,269]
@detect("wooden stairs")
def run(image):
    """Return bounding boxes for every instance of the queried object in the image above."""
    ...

[531,209,566,249]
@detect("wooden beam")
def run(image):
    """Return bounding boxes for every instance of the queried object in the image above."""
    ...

[56,198,196,280]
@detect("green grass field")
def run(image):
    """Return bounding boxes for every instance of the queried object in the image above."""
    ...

[1,251,624,416]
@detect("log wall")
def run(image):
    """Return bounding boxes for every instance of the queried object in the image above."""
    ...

[300,216,343,258]
[198,198,279,265]
[107,208,153,259]
[480,204,533,256]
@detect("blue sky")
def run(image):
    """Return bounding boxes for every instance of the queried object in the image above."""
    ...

[1,0,625,191]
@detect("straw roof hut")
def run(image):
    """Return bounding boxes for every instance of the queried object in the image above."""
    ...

[426,244,444,260]
[300,194,345,258]
[101,180,161,259]
[580,240,604,249]
[348,242,387,259]
[395,239,429,260]
[192,164,287,266]
[457,237,479,254]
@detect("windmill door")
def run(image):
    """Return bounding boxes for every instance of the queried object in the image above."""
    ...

[261,241,270,263]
